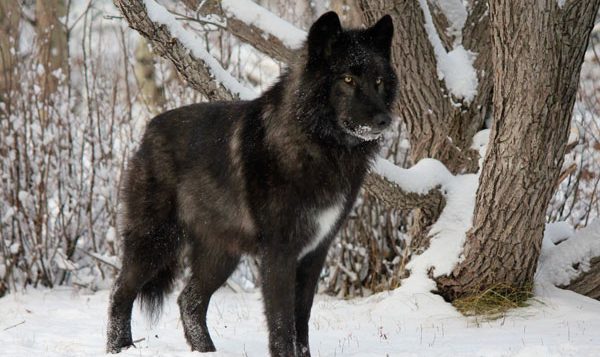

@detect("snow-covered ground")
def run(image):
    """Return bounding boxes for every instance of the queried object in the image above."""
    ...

[2,285,600,357]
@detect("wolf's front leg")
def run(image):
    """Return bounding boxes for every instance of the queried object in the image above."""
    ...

[261,250,298,357]
[294,246,329,357]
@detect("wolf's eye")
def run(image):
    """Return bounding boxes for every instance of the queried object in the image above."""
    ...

[375,77,383,86]
[343,75,354,85]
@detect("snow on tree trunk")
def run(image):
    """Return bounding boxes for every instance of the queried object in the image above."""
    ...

[436,0,600,299]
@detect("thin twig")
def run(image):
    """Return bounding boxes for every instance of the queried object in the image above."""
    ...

[77,248,121,271]
[3,320,25,331]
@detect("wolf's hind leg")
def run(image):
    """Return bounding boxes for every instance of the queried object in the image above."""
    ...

[178,243,240,352]
[106,260,152,353]
[107,224,180,353]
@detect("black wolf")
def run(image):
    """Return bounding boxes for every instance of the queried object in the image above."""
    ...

[107,11,397,357]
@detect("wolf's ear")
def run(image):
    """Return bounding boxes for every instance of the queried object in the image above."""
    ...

[368,15,394,58]
[308,11,342,64]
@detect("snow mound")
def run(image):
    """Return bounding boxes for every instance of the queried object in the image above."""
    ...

[537,219,600,286]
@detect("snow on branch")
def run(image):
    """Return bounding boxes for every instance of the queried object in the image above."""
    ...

[371,156,479,290]
[115,0,256,100]
[142,0,255,99]
[431,0,467,42]
[373,157,453,195]
[417,0,478,102]
[220,0,306,49]
[192,0,303,62]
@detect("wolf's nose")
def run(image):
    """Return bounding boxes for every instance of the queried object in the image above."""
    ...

[374,114,391,130]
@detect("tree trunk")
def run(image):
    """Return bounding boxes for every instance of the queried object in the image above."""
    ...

[357,0,491,263]
[436,0,600,299]
[134,37,165,114]
[0,0,20,103]
[35,0,67,96]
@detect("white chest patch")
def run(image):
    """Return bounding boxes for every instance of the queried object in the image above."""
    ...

[298,200,345,259]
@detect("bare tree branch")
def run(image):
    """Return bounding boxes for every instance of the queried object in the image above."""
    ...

[193,0,297,63]
[363,172,445,215]
[114,0,236,100]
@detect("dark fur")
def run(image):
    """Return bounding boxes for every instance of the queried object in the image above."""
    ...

[107,12,397,357]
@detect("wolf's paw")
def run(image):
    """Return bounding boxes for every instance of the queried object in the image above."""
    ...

[106,338,135,354]
[189,339,216,353]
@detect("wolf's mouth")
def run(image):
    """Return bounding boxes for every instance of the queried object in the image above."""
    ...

[342,121,383,141]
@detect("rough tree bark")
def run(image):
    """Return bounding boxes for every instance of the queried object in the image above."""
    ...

[436,0,600,299]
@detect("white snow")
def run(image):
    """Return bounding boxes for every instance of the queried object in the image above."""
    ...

[2,284,600,356]
[417,0,479,102]
[543,221,575,245]
[537,219,600,287]
[432,0,468,43]
[221,0,307,50]
[438,46,479,102]
[142,0,257,100]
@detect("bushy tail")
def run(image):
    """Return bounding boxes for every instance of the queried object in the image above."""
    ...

[138,265,177,322]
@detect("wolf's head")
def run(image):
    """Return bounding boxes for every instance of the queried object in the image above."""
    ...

[300,11,397,146]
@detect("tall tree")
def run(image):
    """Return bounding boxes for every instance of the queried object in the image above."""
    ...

[437,0,600,298]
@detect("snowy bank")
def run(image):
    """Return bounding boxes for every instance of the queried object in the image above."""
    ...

[2,286,600,356]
